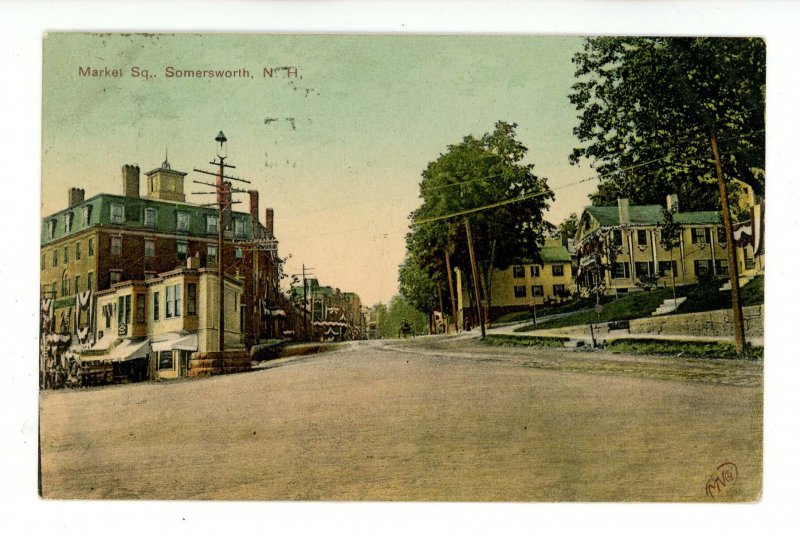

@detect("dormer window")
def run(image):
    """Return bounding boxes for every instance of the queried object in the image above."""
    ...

[206,214,218,234]
[176,211,189,232]
[234,218,244,237]
[47,219,56,240]
[82,205,92,226]
[64,212,74,233]
[144,208,157,228]
[110,203,125,224]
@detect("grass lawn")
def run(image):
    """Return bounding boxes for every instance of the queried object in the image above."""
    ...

[677,275,764,314]
[515,286,675,332]
[513,276,764,333]
[482,334,569,348]
[606,338,763,360]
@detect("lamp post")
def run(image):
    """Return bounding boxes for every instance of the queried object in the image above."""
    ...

[215,131,227,352]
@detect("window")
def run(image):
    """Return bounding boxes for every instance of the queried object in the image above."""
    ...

[176,211,189,232]
[158,351,174,370]
[52,250,57,267]
[74,275,80,294]
[63,246,68,264]
[110,203,125,224]
[530,265,540,277]
[64,212,74,233]
[111,236,122,255]
[177,241,188,261]
[82,205,91,226]
[153,291,160,321]
[136,293,145,323]
[715,259,729,277]
[166,284,182,318]
[612,229,623,247]
[87,272,93,291]
[512,266,525,278]
[717,227,727,244]
[88,238,94,256]
[110,271,122,285]
[144,208,157,228]
[553,284,566,296]
[235,246,243,259]
[75,241,81,260]
[47,220,56,239]
[234,218,244,237]
[206,214,218,234]
[187,283,196,316]
[61,277,69,297]
[636,229,648,246]
[531,285,544,297]
[612,262,630,279]
[513,285,527,298]
[694,259,713,277]
[117,295,131,326]
[691,227,711,244]
[635,262,653,278]
[658,261,677,276]
[144,238,155,258]
[207,244,218,264]
[552,264,564,277]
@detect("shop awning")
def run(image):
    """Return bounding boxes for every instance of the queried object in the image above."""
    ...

[151,332,198,352]
[83,338,150,362]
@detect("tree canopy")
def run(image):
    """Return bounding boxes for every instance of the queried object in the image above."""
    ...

[405,121,554,311]
[569,37,765,210]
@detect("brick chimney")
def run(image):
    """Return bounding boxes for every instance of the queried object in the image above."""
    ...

[264,208,274,237]
[68,187,85,208]
[666,193,679,212]
[248,190,260,223]
[122,165,140,198]
[617,198,630,225]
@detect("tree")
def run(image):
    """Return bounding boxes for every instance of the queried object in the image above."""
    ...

[398,254,440,316]
[659,206,684,306]
[406,121,554,323]
[569,37,765,209]
[558,212,580,242]
[382,295,428,339]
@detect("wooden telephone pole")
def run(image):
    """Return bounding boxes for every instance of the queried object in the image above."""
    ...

[193,131,251,352]
[710,130,746,354]
[465,218,486,338]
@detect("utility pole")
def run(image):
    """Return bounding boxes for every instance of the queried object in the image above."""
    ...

[293,264,314,340]
[444,249,457,333]
[193,131,250,352]
[464,218,485,338]
[710,130,746,355]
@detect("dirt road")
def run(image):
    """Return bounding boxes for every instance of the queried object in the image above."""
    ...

[39,337,762,501]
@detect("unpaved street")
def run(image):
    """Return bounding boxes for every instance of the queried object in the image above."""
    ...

[39,337,762,501]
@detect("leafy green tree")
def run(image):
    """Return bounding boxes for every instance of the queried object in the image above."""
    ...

[382,295,429,338]
[558,212,580,242]
[407,121,554,320]
[569,37,765,210]
[398,253,440,316]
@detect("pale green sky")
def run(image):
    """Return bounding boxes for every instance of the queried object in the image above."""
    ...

[42,33,595,305]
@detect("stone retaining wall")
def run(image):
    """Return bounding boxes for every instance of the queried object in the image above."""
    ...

[629,305,764,338]
[188,350,251,377]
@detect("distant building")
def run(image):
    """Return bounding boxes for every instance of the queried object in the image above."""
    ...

[290,278,364,341]
[455,240,575,324]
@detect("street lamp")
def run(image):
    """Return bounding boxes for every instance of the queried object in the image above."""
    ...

[215,131,227,158]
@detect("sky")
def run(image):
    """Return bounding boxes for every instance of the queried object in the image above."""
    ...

[44,33,610,305]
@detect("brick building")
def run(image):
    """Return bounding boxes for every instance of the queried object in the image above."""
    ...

[40,159,284,351]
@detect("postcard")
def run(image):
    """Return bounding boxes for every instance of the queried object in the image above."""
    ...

[39,32,764,502]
